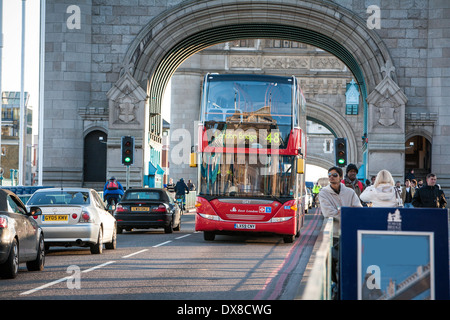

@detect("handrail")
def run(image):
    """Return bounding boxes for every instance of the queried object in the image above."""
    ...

[185,191,197,209]
[300,216,334,300]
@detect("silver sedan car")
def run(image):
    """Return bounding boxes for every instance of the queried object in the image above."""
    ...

[26,188,116,254]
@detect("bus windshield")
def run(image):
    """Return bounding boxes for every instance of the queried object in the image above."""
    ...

[199,153,297,198]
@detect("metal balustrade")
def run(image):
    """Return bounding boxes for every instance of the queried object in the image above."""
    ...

[300,216,334,300]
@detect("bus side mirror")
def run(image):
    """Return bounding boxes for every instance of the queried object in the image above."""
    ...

[297,158,304,174]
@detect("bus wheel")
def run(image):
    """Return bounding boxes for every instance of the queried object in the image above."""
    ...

[283,235,295,243]
[204,232,215,241]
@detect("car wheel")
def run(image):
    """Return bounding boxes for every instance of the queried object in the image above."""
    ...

[0,238,19,279]
[90,227,103,254]
[105,225,117,250]
[173,216,181,232]
[164,220,174,234]
[27,234,45,272]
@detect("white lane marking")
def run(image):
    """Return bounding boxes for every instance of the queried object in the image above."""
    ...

[21,276,71,296]
[20,232,193,296]
[122,249,149,259]
[152,240,172,247]
[20,261,115,296]
[82,261,115,273]
[175,234,191,240]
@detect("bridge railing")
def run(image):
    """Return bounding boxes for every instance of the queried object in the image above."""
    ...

[299,216,334,300]
[185,191,197,209]
[166,191,197,210]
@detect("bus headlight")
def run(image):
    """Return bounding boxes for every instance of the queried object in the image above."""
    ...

[198,213,222,221]
[270,216,293,223]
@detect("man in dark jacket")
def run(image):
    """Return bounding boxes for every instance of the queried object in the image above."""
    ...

[412,173,446,208]
[175,178,189,210]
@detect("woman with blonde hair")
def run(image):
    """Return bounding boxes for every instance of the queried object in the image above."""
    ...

[360,169,402,207]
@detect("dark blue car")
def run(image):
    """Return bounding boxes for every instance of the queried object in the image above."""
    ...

[113,188,182,234]
[0,189,45,279]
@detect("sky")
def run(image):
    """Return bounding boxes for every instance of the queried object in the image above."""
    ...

[1,0,40,129]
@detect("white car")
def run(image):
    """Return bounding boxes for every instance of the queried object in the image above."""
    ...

[26,188,116,254]
[305,188,313,211]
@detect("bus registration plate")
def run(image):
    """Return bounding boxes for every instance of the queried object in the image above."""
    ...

[234,223,255,230]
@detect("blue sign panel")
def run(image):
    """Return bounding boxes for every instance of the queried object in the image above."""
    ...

[340,207,449,300]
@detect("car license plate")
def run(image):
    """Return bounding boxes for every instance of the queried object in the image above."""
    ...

[234,223,256,230]
[131,207,149,212]
[43,215,68,222]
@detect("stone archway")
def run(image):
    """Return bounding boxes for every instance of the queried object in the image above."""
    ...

[123,1,393,106]
[307,100,359,165]
[110,0,404,184]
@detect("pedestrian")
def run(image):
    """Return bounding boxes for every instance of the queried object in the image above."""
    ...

[187,179,196,191]
[319,166,362,299]
[103,176,124,207]
[405,169,416,181]
[342,163,364,198]
[395,180,402,193]
[312,181,321,207]
[320,166,363,235]
[360,170,402,207]
[410,179,417,189]
[175,178,190,210]
[400,179,415,208]
[417,178,424,188]
[412,173,447,208]
[166,178,176,194]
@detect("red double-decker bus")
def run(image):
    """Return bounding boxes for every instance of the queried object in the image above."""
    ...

[194,74,307,243]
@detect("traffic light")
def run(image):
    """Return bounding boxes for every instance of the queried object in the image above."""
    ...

[334,138,347,167]
[121,136,134,165]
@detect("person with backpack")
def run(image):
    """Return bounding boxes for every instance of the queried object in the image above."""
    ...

[103,176,124,207]
[342,163,364,198]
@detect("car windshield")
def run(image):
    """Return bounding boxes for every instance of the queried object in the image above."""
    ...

[123,191,162,200]
[27,191,90,205]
